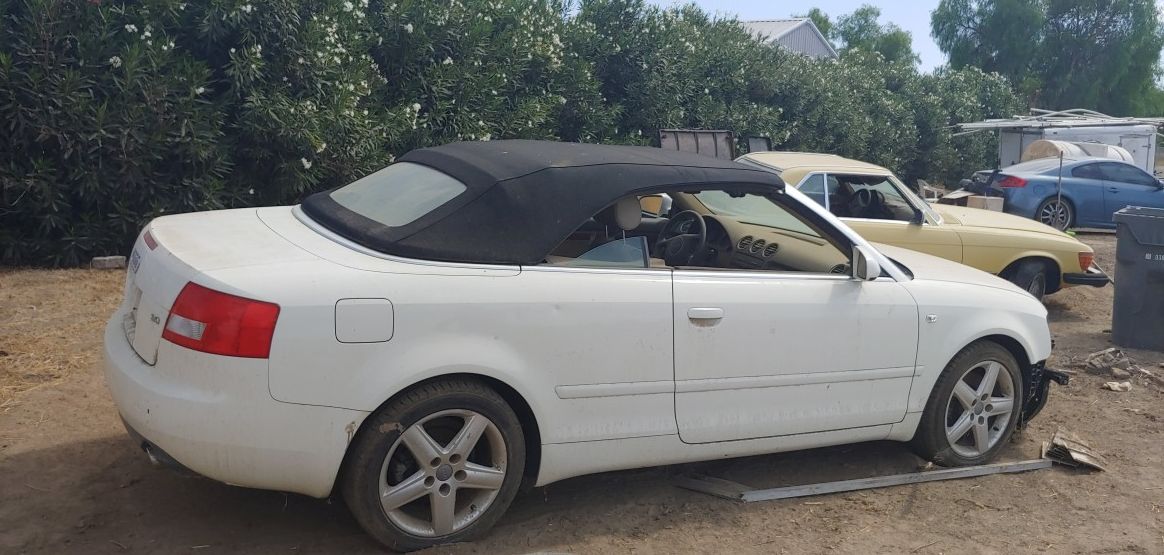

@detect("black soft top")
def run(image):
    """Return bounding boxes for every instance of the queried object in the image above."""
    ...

[301,140,785,265]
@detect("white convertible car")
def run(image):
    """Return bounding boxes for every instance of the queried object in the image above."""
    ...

[105,141,1066,551]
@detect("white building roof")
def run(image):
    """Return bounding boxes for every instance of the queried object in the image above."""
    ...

[741,19,838,59]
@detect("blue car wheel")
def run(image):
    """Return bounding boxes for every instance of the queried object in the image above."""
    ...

[1036,197,1073,231]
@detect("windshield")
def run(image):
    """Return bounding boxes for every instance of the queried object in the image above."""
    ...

[889,176,941,223]
[693,191,821,237]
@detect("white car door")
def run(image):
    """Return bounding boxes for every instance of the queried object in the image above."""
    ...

[673,271,919,444]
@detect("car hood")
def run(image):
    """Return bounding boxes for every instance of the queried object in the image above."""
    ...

[874,242,1029,294]
[932,204,1066,237]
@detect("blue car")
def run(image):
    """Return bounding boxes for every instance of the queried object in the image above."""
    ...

[965,158,1164,230]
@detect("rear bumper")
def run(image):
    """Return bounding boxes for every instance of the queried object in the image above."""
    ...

[103,315,367,498]
[1062,264,1110,287]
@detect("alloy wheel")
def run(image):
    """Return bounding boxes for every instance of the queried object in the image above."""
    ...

[944,360,1015,458]
[1027,273,1046,299]
[378,409,508,537]
[1038,200,1071,231]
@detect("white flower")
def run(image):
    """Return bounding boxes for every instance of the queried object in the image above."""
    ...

[297,57,304,64]
[229,48,236,54]
[124,24,138,33]
[108,56,122,68]
[316,142,327,153]
[179,3,186,10]
[248,188,255,195]
[442,56,452,65]
[411,103,421,112]
[300,158,312,170]
[195,86,206,94]
[403,23,413,33]
[343,1,353,11]
[241,4,253,13]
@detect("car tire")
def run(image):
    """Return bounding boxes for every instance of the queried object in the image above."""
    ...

[1035,196,1074,231]
[911,341,1023,467]
[341,378,526,552]
[1005,260,1047,300]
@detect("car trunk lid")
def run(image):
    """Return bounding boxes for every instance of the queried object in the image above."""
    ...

[121,208,316,364]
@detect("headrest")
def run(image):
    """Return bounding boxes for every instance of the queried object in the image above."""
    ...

[595,197,641,231]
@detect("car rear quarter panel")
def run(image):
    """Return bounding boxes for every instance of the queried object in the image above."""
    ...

[900,280,1051,416]
[208,259,679,449]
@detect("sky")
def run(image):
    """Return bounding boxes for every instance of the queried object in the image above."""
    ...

[648,0,946,71]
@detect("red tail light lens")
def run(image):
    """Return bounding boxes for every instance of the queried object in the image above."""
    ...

[998,175,1028,188]
[162,282,280,358]
[142,230,158,250]
[1078,252,1095,271]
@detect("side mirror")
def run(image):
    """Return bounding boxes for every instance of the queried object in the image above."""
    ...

[852,245,881,281]
[909,209,925,225]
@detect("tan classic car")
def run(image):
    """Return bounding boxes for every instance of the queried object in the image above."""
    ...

[737,152,1110,298]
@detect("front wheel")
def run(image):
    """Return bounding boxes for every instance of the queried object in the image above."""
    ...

[342,379,526,552]
[1005,260,1048,300]
[1036,197,1073,231]
[912,341,1023,467]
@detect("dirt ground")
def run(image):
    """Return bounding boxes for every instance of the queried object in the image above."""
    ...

[1,233,1162,554]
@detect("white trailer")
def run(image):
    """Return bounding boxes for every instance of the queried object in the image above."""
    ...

[957,109,1164,174]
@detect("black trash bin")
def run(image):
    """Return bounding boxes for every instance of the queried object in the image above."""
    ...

[1111,206,1164,352]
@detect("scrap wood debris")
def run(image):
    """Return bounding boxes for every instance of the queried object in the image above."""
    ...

[1085,347,1129,372]
[1081,348,1164,387]
[1042,428,1108,471]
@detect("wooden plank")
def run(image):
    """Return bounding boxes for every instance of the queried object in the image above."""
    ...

[738,459,1051,502]
[675,475,750,501]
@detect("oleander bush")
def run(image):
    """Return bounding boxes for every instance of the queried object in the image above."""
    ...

[0,0,1020,266]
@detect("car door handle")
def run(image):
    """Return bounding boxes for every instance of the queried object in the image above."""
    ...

[1108,187,1119,193]
[687,307,724,320]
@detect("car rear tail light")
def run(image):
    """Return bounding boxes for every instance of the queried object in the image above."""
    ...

[998,175,1028,188]
[162,282,280,358]
[143,230,158,250]
[1078,252,1095,271]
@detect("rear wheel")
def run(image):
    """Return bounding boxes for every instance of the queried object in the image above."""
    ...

[1036,197,1073,231]
[342,379,525,552]
[912,341,1022,467]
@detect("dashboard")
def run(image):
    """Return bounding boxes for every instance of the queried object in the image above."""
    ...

[703,215,848,274]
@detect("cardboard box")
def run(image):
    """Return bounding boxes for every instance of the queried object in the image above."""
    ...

[966,195,1003,211]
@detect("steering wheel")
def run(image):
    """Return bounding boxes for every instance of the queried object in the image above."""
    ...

[849,188,873,217]
[655,210,708,266]
[869,190,889,216]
